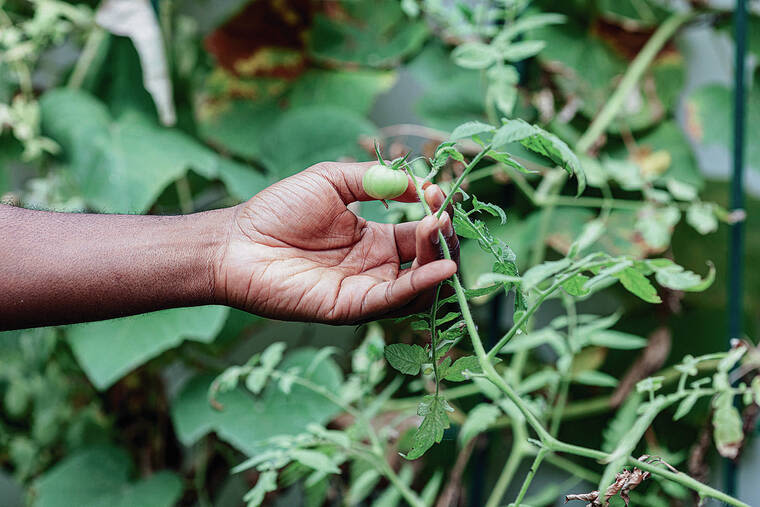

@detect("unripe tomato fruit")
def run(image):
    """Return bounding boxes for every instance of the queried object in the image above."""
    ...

[362,164,408,200]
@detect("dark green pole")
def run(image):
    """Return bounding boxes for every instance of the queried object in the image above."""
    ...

[726,0,747,499]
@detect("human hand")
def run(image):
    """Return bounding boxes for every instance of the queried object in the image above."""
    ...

[214,161,460,324]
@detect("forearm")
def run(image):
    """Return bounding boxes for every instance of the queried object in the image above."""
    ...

[0,204,232,330]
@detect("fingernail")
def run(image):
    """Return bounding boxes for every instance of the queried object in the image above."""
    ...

[440,216,453,238]
[432,231,440,244]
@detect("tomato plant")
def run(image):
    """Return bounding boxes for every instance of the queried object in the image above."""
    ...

[1,1,760,507]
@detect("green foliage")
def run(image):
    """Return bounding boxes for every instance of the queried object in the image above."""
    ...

[31,446,182,507]
[67,306,229,390]
[171,348,343,456]
[2,1,756,506]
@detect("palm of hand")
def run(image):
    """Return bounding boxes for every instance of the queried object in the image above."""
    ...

[216,162,458,324]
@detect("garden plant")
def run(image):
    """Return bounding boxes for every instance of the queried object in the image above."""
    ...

[1,1,760,506]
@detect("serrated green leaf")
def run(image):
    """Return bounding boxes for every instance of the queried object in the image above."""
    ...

[613,267,662,303]
[673,392,699,421]
[171,349,342,456]
[406,396,450,459]
[443,356,482,382]
[384,344,428,375]
[450,121,495,140]
[713,395,744,459]
[245,368,270,395]
[572,370,618,388]
[649,260,715,292]
[521,258,571,290]
[289,449,340,474]
[348,469,381,505]
[452,42,499,69]
[686,202,718,235]
[589,330,647,350]
[459,404,500,445]
[244,470,278,507]
[561,273,591,296]
[501,40,546,61]
[261,342,287,370]
[602,393,641,453]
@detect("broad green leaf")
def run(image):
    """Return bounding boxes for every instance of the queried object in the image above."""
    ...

[289,69,397,115]
[406,396,451,459]
[39,89,256,213]
[613,267,662,303]
[308,2,428,67]
[459,404,500,445]
[572,370,618,388]
[686,83,760,178]
[257,105,377,179]
[686,202,718,235]
[452,42,499,69]
[289,449,340,474]
[410,43,486,131]
[673,392,699,421]
[32,446,181,507]
[442,356,482,382]
[589,330,647,350]
[384,343,428,375]
[171,349,342,456]
[197,99,282,161]
[67,306,229,390]
[450,121,495,140]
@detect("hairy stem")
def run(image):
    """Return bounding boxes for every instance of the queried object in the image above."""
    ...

[575,11,695,154]
[435,144,493,218]
[485,425,528,507]
[512,448,548,506]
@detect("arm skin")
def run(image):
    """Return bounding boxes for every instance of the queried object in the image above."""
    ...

[0,161,459,330]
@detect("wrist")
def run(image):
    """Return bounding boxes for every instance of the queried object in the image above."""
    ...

[183,206,237,307]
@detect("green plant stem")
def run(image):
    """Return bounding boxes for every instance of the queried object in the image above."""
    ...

[485,425,527,507]
[435,144,492,218]
[381,462,425,507]
[405,136,747,505]
[487,257,608,360]
[68,27,106,89]
[431,284,442,395]
[575,11,695,154]
[176,176,194,214]
[512,448,548,506]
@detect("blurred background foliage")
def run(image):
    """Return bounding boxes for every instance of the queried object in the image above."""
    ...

[1,0,759,505]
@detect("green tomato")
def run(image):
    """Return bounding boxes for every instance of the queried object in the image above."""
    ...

[362,164,408,200]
